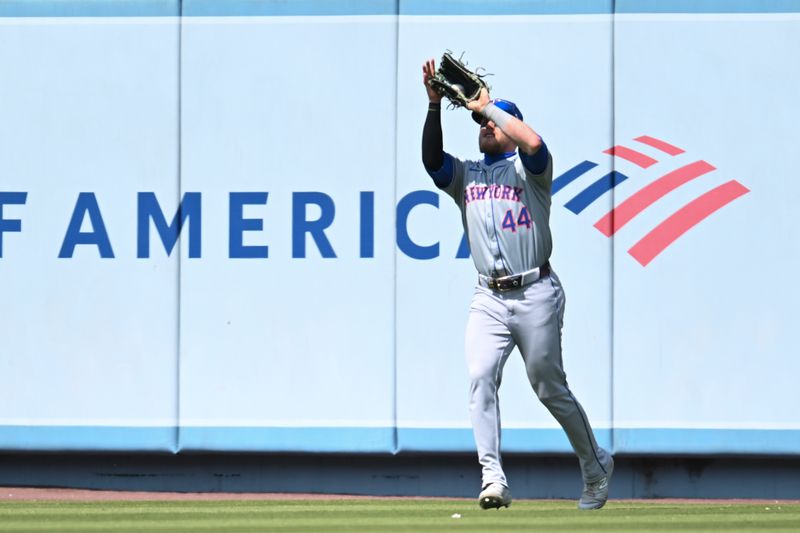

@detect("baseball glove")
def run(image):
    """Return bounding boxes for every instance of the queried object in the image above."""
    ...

[428,52,490,108]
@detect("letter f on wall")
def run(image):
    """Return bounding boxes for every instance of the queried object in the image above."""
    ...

[0,192,27,258]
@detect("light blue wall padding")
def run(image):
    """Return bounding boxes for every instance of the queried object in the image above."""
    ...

[3,426,798,455]
[0,426,177,452]
[0,0,179,16]
[614,429,800,455]
[5,0,800,17]
[179,427,395,452]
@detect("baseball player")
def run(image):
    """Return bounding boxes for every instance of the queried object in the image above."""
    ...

[420,58,614,510]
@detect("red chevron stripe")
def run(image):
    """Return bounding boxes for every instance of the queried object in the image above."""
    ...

[603,146,658,168]
[628,180,750,266]
[594,160,716,236]
[633,135,685,156]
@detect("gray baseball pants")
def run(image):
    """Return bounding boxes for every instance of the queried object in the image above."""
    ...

[465,269,611,487]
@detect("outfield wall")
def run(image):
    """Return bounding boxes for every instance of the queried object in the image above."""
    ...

[1,0,799,455]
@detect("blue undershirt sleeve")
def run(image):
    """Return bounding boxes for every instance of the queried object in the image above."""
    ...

[519,140,549,175]
[426,152,455,189]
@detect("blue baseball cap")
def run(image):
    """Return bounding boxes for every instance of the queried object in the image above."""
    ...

[472,98,523,124]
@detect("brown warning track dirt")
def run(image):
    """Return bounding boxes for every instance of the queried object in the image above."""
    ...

[0,487,460,501]
[2,487,799,504]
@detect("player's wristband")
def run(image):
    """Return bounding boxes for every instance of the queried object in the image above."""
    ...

[481,102,513,129]
[428,102,441,112]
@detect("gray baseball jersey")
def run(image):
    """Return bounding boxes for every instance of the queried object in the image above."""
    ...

[432,148,611,493]
[440,153,553,276]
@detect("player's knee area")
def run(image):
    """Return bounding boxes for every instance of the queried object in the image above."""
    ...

[466,358,504,382]
[525,359,566,391]
[469,374,500,392]
[529,379,571,405]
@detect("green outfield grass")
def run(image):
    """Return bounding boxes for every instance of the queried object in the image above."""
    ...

[1,499,799,532]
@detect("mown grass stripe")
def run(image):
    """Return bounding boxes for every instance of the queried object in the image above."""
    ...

[0,500,799,533]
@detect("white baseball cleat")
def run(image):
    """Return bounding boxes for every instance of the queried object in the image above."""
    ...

[578,456,614,510]
[478,482,512,509]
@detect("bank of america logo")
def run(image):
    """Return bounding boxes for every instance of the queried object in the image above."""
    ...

[552,135,750,266]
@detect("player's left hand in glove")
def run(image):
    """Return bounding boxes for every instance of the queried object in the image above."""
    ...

[428,51,490,108]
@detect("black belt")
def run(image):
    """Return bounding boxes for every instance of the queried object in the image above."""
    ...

[479,262,551,292]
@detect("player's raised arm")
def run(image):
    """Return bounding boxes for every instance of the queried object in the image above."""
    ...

[421,58,454,188]
[467,88,543,156]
